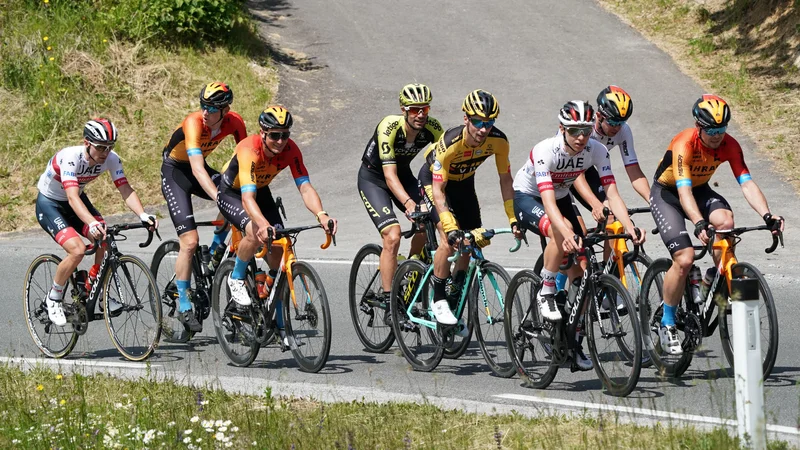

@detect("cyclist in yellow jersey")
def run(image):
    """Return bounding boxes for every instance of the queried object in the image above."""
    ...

[418,90,522,326]
[651,95,784,355]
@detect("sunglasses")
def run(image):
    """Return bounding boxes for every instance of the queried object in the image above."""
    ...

[604,117,626,127]
[266,131,291,141]
[565,126,592,137]
[91,143,114,153]
[703,125,727,136]
[404,105,430,115]
[201,104,221,114]
[469,118,495,129]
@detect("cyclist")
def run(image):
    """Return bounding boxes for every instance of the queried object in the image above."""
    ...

[651,94,784,355]
[418,89,521,330]
[160,82,247,332]
[217,105,337,348]
[357,83,443,303]
[36,119,158,326]
[513,101,645,371]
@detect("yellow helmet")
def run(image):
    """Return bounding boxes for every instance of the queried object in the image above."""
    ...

[399,83,432,106]
[596,85,633,122]
[199,81,233,108]
[692,94,731,128]
[462,90,499,119]
[259,105,293,130]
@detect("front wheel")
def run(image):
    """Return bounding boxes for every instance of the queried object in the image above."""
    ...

[719,262,779,380]
[103,255,162,361]
[23,254,79,358]
[211,259,260,367]
[284,261,332,373]
[472,262,515,377]
[348,244,394,353]
[610,251,652,368]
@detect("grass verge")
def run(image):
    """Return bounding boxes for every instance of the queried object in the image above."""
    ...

[0,0,277,232]
[0,365,794,449]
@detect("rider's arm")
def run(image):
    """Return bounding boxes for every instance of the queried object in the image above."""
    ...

[288,143,335,231]
[594,151,633,231]
[59,152,98,226]
[726,142,771,217]
[377,118,416,213]
[65,186,99,227]
[383,164,415,213]
[184,120,218,200]
[540,188,572,237]
[625,163,651,204]
[616,129,650,203]
[117,183,148,217]
[494,139,517,227]
[672,142,704,224]
[573,173,605,210]
[741,180,772,218]
[237,148,270,230]
[431,146,457,232]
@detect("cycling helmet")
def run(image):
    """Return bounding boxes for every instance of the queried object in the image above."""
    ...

[596,85,633,121]
[692,94,730,128]
[83,118,118,145]
[462,89,499,119]
[558,100,594,127]
[199,82,234,108]
[259,105,293,130]
[399,83,432,106]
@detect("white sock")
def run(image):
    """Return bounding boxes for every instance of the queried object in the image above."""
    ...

[48,282,65,301]
[539,268,556,297]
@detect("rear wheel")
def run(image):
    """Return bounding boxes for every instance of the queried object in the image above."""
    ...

[348,244,394,353]
[23,254,79,358]
[103,255,162,361]
[283,261,332,373]
[472,262,515,377]
[211,260,259,367]
[150,240,196,343]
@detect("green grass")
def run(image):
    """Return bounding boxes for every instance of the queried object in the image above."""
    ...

[0,0,276,232]
[0,364,794,449]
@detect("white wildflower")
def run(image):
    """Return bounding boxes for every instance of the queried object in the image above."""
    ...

[184,429,192,435]
[190,416,200,423]
[183,437,192,444]
[231,426,239,432]
[215,432,225,441]
[218,426,227,432]
[143,429,156,444]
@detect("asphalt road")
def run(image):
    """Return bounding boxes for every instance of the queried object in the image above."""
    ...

[2,0,799,441]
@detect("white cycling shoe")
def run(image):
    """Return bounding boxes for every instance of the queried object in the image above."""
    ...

[432,300,457,325]
[227,277,252,306]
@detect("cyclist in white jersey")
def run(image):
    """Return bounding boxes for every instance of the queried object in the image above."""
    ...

[513,101,644,370]
[35,119,157,326]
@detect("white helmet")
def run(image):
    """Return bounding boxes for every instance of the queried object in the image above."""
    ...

[558,100,594,127]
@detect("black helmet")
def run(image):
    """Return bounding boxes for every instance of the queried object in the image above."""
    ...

[199,81,234,108]
[692,94,731,128]
[83,118,118,145]
[462,89,499,119]
[596,85,633,122]
[259,105,293,130]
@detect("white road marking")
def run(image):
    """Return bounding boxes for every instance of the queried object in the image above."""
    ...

[494,393,800,435]
[0,356,160,370]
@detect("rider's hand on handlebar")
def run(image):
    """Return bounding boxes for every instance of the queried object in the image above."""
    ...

[591,203,607,223]
[447,230,464,246]
[628,226,646,245]
[471,228,491,248]
[561,233,582,254]
[139,213,158,231]
[255,222,275,244]
[763,213,785,234]
[88,220,106,241]
[511,221,523,240]
[320,215,338,235]
[694,219,713,245]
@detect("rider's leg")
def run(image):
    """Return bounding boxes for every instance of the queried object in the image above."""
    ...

[379,224,402,293]
[662,247,694,325]
[408,230,426,259]
[431,220,457,325]
[708,208,735,265]
[175,229,199,313]
[209,212,230,256]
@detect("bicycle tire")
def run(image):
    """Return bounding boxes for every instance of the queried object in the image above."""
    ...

[442,285,473,360]
[390,259,443,372]
[586,274,642,397]
[283,261,332,373]
[504,269,558,388]
[103,254,162,361]
[638,258,693,378]
[211,259,259,367]
[472,262,515,377]
[718,261,779,380]
[150,239,197,343]
[23,254,79,358]
[609,251,652,367]
[348,243,394,353]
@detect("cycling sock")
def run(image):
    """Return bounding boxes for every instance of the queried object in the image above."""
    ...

[431,274,447,302]
[555,272,568,291]
[176,279,191,313]
[209,227,230,254]
[539,268,556,297]
[275,300,284,329]
[232,256,248,280]
[661,303,677,327]
[48,282,65,301]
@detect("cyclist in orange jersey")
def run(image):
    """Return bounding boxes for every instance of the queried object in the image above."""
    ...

[160,82,247,331]
[650,94,785,355]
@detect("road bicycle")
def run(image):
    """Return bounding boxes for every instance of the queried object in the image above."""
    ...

[24,223,161,361]
[211,202,335,372]
[638,225,781,379]
[389,228,521,373]
[505,222,643,397]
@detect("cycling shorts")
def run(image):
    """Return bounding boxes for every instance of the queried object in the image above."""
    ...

[419,168,481,231]
[357,165,422,233]
[650,182,732,255]
[569,166,607,211]
[514,191,583,238]
[161,160,221,235]
[35,192,104,246]
[217,186,283,233]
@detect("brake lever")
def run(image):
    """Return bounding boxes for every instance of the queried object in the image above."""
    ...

[327,219,336,246]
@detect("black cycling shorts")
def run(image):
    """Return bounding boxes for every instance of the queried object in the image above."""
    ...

[650,182,732,255]
[569,166,607,211]
[36,192,103,246]
[161,160,221,235]
[357,165,422,233]
[217,187,283,233]
[418,167,481,231]
[514,191,584,238]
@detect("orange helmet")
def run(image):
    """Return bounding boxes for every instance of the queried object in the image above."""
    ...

[692,94,730,128]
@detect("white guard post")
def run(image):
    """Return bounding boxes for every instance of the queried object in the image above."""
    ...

[730,277,766,449]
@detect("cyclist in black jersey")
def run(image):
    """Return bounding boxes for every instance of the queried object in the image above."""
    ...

[357,84,443,300]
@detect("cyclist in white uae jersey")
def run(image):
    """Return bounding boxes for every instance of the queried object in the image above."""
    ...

[513,101,644,371]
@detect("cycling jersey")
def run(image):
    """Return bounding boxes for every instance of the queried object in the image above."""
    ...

[219,134,310,193]
[513,134,615,200]
[593,123,638,167]
[37,146,128,201]
[420,125,510,183]
[653,128,751,189]
[162,111,247,163]
[361,115,443,175]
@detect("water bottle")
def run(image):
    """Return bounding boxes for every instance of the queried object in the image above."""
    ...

[689,265,703,304]
[199,245,212,277]
[255,270,268,299]
[700,267,716,301]
[209,247,225,272]
[564,278,581,314]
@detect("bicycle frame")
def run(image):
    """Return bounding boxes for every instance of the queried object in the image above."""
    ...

[602,220,643,291]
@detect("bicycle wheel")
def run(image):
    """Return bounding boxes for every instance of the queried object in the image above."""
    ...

[102,255,162,361]
[348,244,394,353]
[504,269,558,388]
[610,251,652,367]
[586,274,642,397]
[638,258,693,378]
[472,262,515,377]
[150,239,196,343]
[283,261,332,373]
[390,259,443,372]
[23,254,79,358]
[443,285,473,360]
[718,262,779,380]
[211,259,260,367]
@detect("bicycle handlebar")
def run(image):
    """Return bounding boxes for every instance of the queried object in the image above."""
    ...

[446,228,523,262]
[84,222,160,256]
[266,219,336,253]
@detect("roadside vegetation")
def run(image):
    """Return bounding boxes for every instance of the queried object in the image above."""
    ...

[0,0,276,231]
[597,0,800,186]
